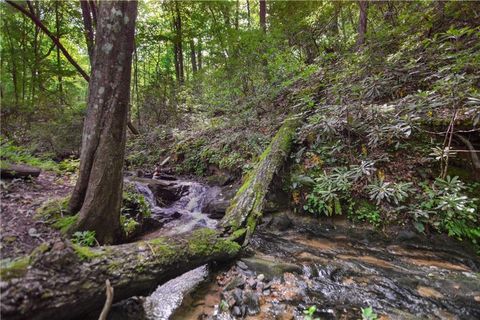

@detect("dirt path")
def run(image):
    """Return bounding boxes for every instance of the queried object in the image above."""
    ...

[0,172,74,259]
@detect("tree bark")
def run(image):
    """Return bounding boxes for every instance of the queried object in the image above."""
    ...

[190,39,197,73]
[68,1,138,244]
[0,116,302,320]
[356,0,368,48]
[260,0,266,32]
[80,0,95,62]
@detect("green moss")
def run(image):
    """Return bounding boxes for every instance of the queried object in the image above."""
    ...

[36,197,70,221]
[72,243,102,261]
[148,238,177,259]
[52,214,78,234]
[0,257,30,280]
[188,229,240,256]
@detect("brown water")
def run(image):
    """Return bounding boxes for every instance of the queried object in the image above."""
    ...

[172,216,480,320]
[110,180,480,320]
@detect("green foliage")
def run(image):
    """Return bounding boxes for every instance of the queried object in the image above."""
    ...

[411,176,479,244]
[304,169,353,216]
[352,202,382,228]
[361,306,378,320]
[0,138,58,171]
[52,214,78,235]
[303,305,320,320]
[121,216,140,238]
[367,180,413,205]
[121,188,151,219]
[71,231,97,247]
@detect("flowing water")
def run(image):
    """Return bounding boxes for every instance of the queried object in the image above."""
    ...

[112,181,480,320]
[134,179,219,238]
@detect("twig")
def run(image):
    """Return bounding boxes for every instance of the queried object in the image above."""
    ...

[98,279,114,320]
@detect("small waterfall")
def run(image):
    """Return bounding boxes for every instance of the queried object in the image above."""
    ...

[136,179,220,238]
[134,182,157,207]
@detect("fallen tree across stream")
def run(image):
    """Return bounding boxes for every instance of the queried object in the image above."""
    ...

[0,116,301,320]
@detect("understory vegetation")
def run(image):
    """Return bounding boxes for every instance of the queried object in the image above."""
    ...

[1,1,479,248]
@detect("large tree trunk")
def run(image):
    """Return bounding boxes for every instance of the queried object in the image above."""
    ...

[356,0,368,48]
[0,117,301,320]
[68,1,138,244]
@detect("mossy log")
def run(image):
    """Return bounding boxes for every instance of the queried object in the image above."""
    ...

[0,116,301,320]
[0,163,41,179]
[1,230,240,320]
[221,116,300,242]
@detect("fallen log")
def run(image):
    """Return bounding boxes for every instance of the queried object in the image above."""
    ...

[0,116,301,320]
[222,116,300,243]
[0,163,41,179]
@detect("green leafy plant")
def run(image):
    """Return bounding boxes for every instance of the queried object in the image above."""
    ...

[361,306,378,320]
[354,202,382,228]
[367,179,412,205]
[304,172,349,216]
[303,305,320,320]
[72,230,97,247]
[411,176,479,244]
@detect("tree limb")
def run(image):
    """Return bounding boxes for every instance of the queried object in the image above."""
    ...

[6,0,90,82]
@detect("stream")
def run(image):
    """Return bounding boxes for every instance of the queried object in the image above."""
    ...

[110,178,480,320]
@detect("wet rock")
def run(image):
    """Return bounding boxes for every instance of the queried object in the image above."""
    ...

[141,217,163,233]
[240,257,302,281]
[269,211,293,231]
[243,291,260,316]
[232,288,243,305]
[232,306,242,317]
[205,199,229,218]
[225,276,246,291]
[236,261,248,270]
[257,274,265,282]
[247,277,257,289]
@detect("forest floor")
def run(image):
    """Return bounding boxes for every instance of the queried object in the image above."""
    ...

[0,172,73,259]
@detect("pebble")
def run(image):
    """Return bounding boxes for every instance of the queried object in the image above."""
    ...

[257,274,265,282]
[236,260,248,270]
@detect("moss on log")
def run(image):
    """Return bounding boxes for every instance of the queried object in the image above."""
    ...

[0,115,302,320]
[1,229,240,320]
[222,116,301,243]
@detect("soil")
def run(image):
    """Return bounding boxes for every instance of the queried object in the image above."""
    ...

[0,172,74,259]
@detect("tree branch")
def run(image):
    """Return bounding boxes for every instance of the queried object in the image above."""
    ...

[6,0,90,82]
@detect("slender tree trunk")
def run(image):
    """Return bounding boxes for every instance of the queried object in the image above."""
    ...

[80,0,94,62]
[356,0,368,48]
[69,1,138,244]
[197,39,202,70]
[174,0,184,83]
[235,0,239,30]
[4,22,19,106]
[260,0,266,32]
[134,43,141,127]
[55,1,63,102]
[246,0,251,28]
[190,39,197,73]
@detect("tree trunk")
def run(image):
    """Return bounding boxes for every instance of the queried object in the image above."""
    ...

[246,0,251,28]
[68,1,138,244]
[80,0,95,62]
[356,0,368,48]
[190,39,197,73]
[0,116,302,320]
[197,38,203,70]
[55,1,63,102]
[175,0,184,83]
[260,0,266,32]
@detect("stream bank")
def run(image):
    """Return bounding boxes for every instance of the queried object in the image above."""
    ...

[110,179,480,320]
